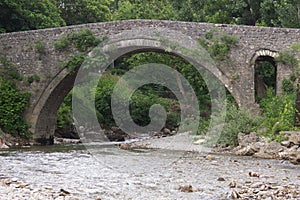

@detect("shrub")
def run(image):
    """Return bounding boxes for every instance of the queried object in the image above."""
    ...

[33,39,46,54]
[69,28,100,52]
[199,32,238,61]
[258,89,297,137]
[0,57,31,137]
[217,101,261,147]
[53,36,70,51]
[0,78,31,137]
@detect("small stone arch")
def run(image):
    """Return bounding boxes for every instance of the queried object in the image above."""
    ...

[251,49,278,100]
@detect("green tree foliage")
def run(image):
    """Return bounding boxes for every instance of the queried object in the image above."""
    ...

[260,0,300,27]
[172,0,300,28]
[0,0,65,33]
[112,0,175,20]
[57,0,113,25]
[0,57,31,137]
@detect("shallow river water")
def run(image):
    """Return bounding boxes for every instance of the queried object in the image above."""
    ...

[0,142,299,199]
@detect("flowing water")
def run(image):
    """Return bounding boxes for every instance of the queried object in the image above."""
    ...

[0,142,299,199]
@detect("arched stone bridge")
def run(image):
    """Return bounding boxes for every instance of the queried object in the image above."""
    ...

[0,20,299,144]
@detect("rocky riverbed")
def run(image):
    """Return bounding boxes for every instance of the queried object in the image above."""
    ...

[0,132,299,199]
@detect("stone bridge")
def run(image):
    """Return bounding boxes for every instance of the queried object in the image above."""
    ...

[0,20,299,144]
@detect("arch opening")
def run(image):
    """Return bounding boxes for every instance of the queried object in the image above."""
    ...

[32,33,238,144]
[254,55,277,101]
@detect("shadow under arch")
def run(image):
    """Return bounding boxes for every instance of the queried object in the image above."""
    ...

[250,49,282,102]
[31,27,241,144]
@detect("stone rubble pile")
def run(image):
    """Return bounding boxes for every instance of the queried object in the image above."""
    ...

[234,131,300,164]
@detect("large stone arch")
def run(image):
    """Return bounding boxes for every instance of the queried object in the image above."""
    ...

[99,28,244,107]
[29,67,79,144]
[31,27,243,144]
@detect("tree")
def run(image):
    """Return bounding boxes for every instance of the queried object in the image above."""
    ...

[0,0,65,33]
[260,0,300,28]
[112,0,175,20]
[58,0,113,25]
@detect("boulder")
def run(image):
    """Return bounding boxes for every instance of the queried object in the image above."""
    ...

[55,124,80,139]
[281,131,300,146]
[238,132,259,147]
[236,145,258,156]
[263,141,284,155]
[104,127,130,142]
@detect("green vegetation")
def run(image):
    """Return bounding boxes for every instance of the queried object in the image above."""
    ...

[27,74,40,85]
[217,102,261,146]
[0,57,31,137]
[199,32,238,61]
[53,36,70,51]
[33,39,46,54]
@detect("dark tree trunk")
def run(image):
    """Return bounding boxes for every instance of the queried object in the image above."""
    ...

[295,79,300,127]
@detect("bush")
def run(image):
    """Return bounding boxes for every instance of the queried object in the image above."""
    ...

[53,36,70,51]
[69,28,100,52]
[258,89,297,137]
[0,78,31,137]
[217,102,261,147]
[33,39,46,54]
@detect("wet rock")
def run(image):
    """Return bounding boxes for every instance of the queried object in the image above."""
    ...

[162,127,171,135]
[205,155,214,160]
[54,124,79,139]
[105,127,130,142]
[249,172,260,178]
[60,188,70,195]
[119,143,132,150]
[0,143,9,149]
[217,177,226,181]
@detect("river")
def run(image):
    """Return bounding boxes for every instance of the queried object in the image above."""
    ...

[0,141,299,199]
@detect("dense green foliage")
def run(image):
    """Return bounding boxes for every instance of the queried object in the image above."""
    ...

[0,0,65,33]
[92,73,180,129]
[0,57,31,137]
[1,0,299,33]
[57,0,113,25]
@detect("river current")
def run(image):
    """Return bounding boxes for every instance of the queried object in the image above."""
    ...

[0,142,299,199]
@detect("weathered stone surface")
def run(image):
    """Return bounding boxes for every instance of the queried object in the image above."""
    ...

[282,131,300,145]
[238,132,259,147]
[0,20,299,143]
